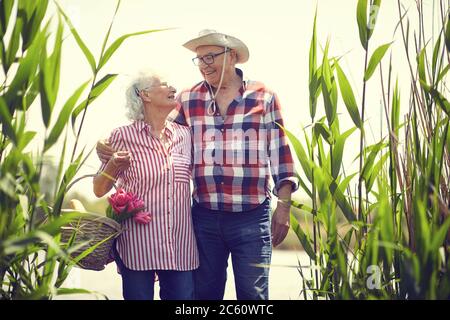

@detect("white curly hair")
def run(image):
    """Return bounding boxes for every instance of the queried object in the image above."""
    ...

[125,73,160,121]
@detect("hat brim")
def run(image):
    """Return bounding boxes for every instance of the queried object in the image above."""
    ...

[183,33,249,64]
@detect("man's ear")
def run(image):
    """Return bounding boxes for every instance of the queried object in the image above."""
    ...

[230,49,238,64]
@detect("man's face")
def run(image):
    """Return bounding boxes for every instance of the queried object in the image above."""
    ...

[195,45,235,87]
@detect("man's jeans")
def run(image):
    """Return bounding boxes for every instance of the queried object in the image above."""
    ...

[114,248,194,300]
[192,198,272,300]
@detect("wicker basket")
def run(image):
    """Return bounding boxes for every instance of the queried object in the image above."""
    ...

[60,209,122,271]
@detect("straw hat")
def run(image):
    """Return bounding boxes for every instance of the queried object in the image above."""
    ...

[183,29,249,64]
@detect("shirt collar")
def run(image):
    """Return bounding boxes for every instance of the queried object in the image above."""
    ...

[134,119,174,137]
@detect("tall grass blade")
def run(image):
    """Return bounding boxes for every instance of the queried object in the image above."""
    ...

[364,42,392,81]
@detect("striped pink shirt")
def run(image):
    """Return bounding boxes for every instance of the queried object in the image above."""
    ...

[99,120,199,271]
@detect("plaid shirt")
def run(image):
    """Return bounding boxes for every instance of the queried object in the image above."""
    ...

[170,68,298,212]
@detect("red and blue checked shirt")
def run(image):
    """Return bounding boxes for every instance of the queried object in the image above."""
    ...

[99,120,199,271]
[170,68,299,212]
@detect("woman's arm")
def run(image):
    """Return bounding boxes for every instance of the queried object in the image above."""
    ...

[93,151,132,197]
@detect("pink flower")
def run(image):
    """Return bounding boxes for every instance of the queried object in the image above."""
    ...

[127,196,145,213]
[106,188,150,224]
[133,211,152,224]
[108,188,134,214]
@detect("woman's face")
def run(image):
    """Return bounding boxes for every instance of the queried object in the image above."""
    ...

[144,79,177,110]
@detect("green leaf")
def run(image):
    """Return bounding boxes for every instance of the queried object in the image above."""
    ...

[55,2,96,73]
[278,124,312,183]
[335,62,362,129]
[97,28,169,71]
[309,10,318,118]
[22,74,40,111]
[445,14,450,53]
[321,41,337,125]
[39,17,64,128]
[56,288,93,296]
[0,0,14,38]
[361,141,385,182]
[366,152,389,192]
[0,230,67,257]
[314,122,334,145]
[98,0,121,66]
[71,74,118,129]
[53,130,68,199]
[17,131,36,151]
[391,79,400,136]
[417,48,427,87]
[330,181,357,222]
[291,200,316,216]
[432,37,441,81]
[290,213,316,260]
[357,0,368,50]
[44,80,90,152]
[339,172,358,193]
[4,13,23,74]
[332,127,357,180]
[431,215,450,251]
[20,0,49,52]
[364,42,392,81]
[4,23,48,113]
[53,151,86,216]
[423,85,450,117]
[0,96,17,145]
[436,63,450,85]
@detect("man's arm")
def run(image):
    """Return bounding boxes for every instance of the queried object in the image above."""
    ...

[265,92,299,247]
[167,96,188,126]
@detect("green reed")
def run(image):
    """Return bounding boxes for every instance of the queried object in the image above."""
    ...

[0,0,166,299]
[284,0,450,299]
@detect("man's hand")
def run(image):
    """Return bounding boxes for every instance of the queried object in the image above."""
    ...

[97,139,116,163]
[271,201,291,247]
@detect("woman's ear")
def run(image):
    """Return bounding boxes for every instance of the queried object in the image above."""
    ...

[140,91,152,103]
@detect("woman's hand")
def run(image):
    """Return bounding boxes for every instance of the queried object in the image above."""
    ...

[108,151,132,172]
[96,139,116,163]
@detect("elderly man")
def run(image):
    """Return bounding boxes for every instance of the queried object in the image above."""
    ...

[97,30,298,300]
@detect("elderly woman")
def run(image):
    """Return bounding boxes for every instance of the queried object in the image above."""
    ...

[93,73,199,300]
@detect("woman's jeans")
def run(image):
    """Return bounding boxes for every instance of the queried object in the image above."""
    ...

[192,198,272,300]
[114,247,194,300]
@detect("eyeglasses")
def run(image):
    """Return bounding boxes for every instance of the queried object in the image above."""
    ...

[134,82,170,97]
[135,82,170,96]
[192,49,230,66]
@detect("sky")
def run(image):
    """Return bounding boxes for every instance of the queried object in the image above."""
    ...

[19,0,442,201]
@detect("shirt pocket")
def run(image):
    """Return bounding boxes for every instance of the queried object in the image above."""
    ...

[172,152,191,184]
